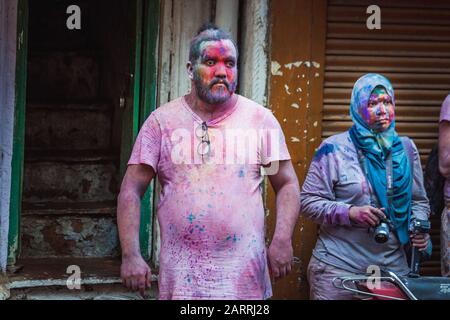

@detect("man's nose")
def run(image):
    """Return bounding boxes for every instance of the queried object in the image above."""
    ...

[215,63,227,78]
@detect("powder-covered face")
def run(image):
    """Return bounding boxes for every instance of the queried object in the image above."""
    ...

[192,39,238,105]
[361,86,395,132]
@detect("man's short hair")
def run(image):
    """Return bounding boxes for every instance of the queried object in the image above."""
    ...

[189,22,238,64]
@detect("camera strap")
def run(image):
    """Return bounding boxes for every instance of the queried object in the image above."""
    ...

[386,151,394,213]
[356,149,394,212]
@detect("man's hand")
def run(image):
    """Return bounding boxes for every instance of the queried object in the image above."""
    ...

[266,160,299,280]
[121,254,152,297]
[117,164,154,297]
[267,238,293,280]
[410,233,430,251]
[349,205,386,227]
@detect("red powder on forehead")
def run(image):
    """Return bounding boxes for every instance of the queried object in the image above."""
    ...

[199,40,236,59]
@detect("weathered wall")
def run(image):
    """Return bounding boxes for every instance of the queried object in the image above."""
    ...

[239,0,269,106]
[267,0,327,299]
[0,0,18,273]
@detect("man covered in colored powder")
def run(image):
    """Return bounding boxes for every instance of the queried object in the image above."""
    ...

[439,94,450,277]
[117,23,300,299]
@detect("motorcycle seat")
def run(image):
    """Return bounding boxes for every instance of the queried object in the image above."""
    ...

[399,276,450,300]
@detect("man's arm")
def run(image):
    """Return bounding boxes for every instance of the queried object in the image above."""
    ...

[439,121,450,179]
[117,163,155,295]
[267,160,301,279]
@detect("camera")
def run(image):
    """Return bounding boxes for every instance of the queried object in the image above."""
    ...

[409,219,431,276]
[374,218,393,243]
[410,219,431,234]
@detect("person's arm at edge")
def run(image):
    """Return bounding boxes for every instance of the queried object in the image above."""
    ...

[439,120,450,179]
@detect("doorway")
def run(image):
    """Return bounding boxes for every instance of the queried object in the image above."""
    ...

[8,0,148,282]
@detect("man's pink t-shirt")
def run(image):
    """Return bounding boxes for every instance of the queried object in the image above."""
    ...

[128,94,290,299]
[441,94,450,199]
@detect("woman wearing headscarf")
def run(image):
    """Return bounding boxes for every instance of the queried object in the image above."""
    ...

[301,73,431,300]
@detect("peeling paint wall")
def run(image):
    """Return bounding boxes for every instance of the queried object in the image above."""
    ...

[240,0,269,106]
[215,0,239,43]
[0,0,18,273]
[267,0,327,299]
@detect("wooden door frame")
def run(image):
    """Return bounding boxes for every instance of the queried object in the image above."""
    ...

[8,0,28,266]
[119,0,161,261]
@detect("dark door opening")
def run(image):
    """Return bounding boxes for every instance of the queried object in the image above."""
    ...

[17,0,134,275]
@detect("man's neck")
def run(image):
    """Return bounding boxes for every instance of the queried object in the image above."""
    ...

[185,91,238,122]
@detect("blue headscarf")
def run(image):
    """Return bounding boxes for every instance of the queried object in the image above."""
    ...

[349,73,412,244]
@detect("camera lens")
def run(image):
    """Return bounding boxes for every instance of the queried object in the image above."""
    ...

[374,222,390,243]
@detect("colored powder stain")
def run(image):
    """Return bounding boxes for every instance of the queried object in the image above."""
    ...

[188,212,195,224]
[226,235,232,241]
[239,169,245,177]
[208,204,213,209]
[361,104,373,124]
[233,234,238,243]
[313,143,335,162]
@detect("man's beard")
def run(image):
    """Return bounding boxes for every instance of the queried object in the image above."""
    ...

[194,72,237,105]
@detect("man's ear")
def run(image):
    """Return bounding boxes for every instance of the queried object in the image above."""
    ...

[187,62,194,80]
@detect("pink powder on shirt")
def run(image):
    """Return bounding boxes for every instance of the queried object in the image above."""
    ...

[128,94,290,299]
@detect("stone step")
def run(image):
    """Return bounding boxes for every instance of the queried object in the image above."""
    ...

[26,103,112,150]
[25,149,118,163]
[27,51,100,101]
[5,257,158,300]
[20,216,120,258]
[22,201,117,217]
[23,154,119,204]
[9,283,157,300]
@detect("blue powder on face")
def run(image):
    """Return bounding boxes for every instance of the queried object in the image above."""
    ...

[313,143,335,162]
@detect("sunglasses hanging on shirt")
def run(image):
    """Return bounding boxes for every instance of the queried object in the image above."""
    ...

[195,121,211,159]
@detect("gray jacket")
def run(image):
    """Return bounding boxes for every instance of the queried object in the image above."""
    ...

[300,131,430,275]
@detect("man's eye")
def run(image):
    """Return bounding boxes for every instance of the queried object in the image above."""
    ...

[206,60,215,66]
[226,61,235,67]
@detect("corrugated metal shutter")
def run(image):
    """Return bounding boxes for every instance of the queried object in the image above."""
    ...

[323,0,450,276]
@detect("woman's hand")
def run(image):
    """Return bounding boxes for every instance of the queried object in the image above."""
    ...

[410,233,430,251]
[349,205,386,227]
